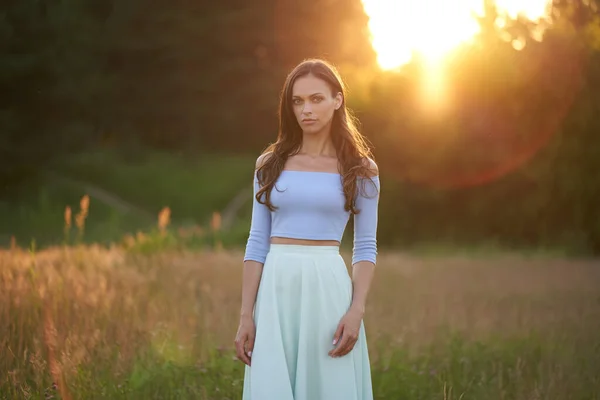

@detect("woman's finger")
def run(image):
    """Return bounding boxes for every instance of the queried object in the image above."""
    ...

[332,322,344,347]
[235,334,250,366]
[332,330,359,357]
[332,337,350,357]
[246,333,255,364]
[329,333,350,357]
[338,336,358,357]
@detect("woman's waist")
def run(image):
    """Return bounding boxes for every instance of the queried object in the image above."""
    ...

[270,236,340,246]
[270,217,347,243]
[267,238,340,255]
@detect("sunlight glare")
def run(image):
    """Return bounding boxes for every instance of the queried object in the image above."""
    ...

[495,0,552,22]
[420,61,447,112]
[362,0,553,70]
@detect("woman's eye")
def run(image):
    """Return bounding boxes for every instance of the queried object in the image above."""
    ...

[312,97,323,103]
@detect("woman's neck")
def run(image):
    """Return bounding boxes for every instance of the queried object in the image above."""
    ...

[300,130,336,158]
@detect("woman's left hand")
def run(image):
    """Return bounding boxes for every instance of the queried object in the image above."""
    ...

[328,307,363,358]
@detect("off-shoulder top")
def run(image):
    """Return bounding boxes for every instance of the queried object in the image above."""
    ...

[243,169,380,265]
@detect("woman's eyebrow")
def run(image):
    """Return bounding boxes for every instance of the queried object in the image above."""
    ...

[292,92,325,98]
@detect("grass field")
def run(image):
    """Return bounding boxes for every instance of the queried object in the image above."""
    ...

[51,149,255,222]
[2,244,599,399]
[0,149,255,248]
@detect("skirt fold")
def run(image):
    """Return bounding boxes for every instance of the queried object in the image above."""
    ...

[242,244,373,400]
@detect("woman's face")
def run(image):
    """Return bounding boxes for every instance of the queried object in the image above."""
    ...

[291,74,342,135]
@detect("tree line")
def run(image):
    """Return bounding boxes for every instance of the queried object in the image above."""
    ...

[2,0,599,253]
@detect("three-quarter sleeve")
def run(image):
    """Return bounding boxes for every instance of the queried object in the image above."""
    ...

[352,175,380,265]
[243,171,272,264]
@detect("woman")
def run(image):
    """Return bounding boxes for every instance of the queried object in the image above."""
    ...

[234,58,380,400]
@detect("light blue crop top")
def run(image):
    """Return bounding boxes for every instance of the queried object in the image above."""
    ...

[243,169,380,265]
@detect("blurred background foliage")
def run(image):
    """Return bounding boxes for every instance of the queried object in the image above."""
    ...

[1,0,600,255]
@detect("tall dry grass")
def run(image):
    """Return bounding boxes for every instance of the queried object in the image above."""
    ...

[1,244,599,399]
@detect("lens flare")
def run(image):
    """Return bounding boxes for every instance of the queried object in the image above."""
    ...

[360,0,583,188]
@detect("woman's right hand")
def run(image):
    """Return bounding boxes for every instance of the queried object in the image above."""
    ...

[234,315,256,366]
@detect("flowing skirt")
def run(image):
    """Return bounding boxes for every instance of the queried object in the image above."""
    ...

[242,244,373,400]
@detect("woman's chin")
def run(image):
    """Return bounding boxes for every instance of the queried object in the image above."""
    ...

[301,125,325,135]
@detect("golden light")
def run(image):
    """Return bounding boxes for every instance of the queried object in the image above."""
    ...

[362,0,553,70]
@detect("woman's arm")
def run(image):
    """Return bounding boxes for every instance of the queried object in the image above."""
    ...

[235,153,272,366]
[240,153,273,307]
[348,261,376,317]
[330,159,380,358]
[239,259,265,319]
[349,160,380,316]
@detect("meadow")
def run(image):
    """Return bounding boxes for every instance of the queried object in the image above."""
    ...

[5,0,600,397]
[1,150,599,399]
[2,238,599,399]
[0,150,256,249]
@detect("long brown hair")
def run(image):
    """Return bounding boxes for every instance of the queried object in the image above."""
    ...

[256,58,377,214]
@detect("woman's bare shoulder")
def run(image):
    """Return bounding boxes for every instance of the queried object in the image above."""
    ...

[361,157,379,177]
[255,151,274,169]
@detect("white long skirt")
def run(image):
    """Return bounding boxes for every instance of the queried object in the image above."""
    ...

[242,244,373,400]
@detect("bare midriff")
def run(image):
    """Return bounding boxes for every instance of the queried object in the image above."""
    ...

[270,236,340,246]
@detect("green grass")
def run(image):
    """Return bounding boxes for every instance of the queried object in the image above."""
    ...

[2,246,599,399]
[19,334,597,400]
[0,149,255,248]
[0,179,150,247]
[50,149,255,223]
[398,240,579,260]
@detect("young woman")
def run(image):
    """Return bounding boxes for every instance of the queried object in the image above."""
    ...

[234,58,380,400]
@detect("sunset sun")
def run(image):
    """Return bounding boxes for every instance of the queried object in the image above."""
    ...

[361,0,553,70]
